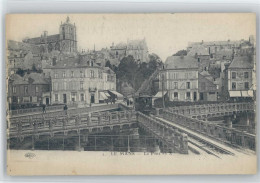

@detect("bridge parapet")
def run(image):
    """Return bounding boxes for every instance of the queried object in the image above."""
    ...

[9,103,120,123]
[161,109,256,151]
[137,112,188,154]
[8,110,137,139]
[165,102,254,118]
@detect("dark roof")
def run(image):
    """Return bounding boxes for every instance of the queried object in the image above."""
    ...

[229,56,254,69]
[187,45,209,56]
[46,56,101,69]
[25,34,60,44]
[165,56,199,69]
[10,73,50,85]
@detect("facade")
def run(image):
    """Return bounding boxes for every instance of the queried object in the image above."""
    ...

[109,38,149,65]
[198,74,218,101]
[8,73,51,108]
[227,56,254,99]
[23,16,77,53]
[161,56,199,102]
[48,57,116,105]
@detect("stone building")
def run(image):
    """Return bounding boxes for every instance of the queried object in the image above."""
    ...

[8,73,51,108]
[160,56,199,102]
[227,56,254,99]
[109,38,149,65]
[198,74,218,101]
[47,57,116,105]
[22,16,77,54]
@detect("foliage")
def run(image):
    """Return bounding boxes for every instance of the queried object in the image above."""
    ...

[173,49,187,56]
[115,54,162,93]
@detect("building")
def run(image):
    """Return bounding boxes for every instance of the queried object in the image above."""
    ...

[109,38,149,65]
[159,56,199,102]
[7,40,42,75]
[47,57,116,105]
[22,16,77,53]
[227,56,254,100]
[8,73,51,109]
[198,74,218,101]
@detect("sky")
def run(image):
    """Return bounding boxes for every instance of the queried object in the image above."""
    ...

[6,13,256,61]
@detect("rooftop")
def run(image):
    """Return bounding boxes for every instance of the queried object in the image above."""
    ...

[165,56,199,69]
[229,56,254,69]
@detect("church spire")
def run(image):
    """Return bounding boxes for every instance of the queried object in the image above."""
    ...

[66,16,70,23]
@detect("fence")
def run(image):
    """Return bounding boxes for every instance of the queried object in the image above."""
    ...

[161,109,256,151]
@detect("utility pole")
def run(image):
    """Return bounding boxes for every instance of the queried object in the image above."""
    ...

[162,72,165,109]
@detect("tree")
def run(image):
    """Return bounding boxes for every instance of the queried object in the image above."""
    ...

[16,68,26,77]
[173,50,187,56]
[117,55,138,90]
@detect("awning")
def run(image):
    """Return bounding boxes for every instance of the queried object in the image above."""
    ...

[153,91,167,98]
[104,91,110,98]
[109,91,124,99]
[99,92,108,100]
[229,91,241,97]
[241,90,253,97]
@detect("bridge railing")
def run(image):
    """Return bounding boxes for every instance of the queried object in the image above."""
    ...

[167,102,254,116]
[8,110,137,138]
[8,103,120,123]
[161,109,256,151]
[9,105,65,116]
[137,112,188,154]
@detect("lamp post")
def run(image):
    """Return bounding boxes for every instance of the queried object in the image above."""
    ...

[161,72,165,109]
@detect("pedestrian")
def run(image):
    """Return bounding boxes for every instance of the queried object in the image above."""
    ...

[64,104,68,115]
[42,104,46,113]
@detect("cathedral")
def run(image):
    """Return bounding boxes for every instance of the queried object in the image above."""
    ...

[22,16,77,53]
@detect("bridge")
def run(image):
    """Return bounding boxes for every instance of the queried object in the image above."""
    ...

[164,102,254,119]
[7,102,256,156]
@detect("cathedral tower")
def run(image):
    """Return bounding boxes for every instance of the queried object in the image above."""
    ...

[59,16,77,53]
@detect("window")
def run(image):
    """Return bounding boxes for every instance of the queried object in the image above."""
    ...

[80,81,84,90]
[24,86,28,94]
[198,58,200,63]
[54,73,58,78]
[80,71,84,77]
[174,92,178,99]
[12,86,16,93]
[62,72,66,78]
[55,94,58,102]
[71,93,76,102]
[90,70,94,78]
[186,92,191,99]
[71,71,74,77]
[36,86,39,93]
[231,72,236,79]
[174,82,178,89]
[245,82,249,89]
[232,82,236,90]
[244,72,249,79]
[80,93,84,101]
[98,70,102,79]
[186,82,190,89]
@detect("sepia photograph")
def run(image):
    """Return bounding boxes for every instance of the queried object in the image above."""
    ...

[5,13,257,175]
